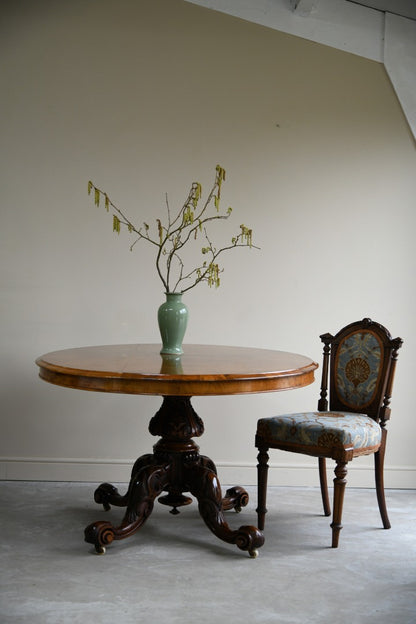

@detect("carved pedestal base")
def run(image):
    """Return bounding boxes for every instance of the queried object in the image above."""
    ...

[84,396,264,557]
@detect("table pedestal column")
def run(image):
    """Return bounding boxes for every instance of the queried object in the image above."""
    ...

[84,396,264,557]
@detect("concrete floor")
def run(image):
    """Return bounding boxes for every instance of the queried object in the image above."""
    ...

[1,482,415,624]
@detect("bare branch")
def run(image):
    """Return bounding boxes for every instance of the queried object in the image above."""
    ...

[87,166,258,294]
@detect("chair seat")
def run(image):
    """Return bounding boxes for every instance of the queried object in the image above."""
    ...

[257,412,382,451]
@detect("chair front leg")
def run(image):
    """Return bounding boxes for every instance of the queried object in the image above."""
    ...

[330,461,348,548]
[256,446,269,531]
[318,457,331,517]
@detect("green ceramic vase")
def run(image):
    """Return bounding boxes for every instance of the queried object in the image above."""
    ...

[158,292,189,355]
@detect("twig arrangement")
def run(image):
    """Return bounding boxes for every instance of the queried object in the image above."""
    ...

[88,165,258,293]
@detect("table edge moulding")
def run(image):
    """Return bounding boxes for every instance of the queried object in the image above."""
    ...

[36,343,317,396]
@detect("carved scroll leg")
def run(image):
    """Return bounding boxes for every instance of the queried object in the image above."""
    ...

[85,463,169,554]
[375,429,391,529]
[93,454,156,511]
[319,457,331,517]
[330,461,348,548]
[199,455,217,475]
[199,455,249,513]
[93,483,126,512]
[188,464,264,558]
[256,447,269,531]
[222,486,249,513]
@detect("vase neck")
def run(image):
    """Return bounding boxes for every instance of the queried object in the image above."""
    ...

[165,292,183,300]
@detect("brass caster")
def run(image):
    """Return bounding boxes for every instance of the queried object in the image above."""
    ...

[95,545,106,555]
[248,549,259,558]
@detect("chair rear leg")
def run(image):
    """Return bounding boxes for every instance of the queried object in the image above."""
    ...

[375,428,391,529]
[330,461,348,548]
[256,447,269,531]
[318,457,331,517]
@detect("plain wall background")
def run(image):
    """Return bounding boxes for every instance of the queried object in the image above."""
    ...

[1,0,415,488]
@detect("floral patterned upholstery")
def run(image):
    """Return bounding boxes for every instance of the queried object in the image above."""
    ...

[257,412,382,451]
[334,330,382,410]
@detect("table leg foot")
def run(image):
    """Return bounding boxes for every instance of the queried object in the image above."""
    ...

[189,464,264,556]
[84,463,169,553]
[222,486,249,513]
[94,483,126,511]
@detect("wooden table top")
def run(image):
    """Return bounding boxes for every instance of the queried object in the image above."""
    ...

[36,343,318,396]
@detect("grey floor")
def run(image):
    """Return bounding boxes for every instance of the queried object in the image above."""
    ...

[1,482,415,624]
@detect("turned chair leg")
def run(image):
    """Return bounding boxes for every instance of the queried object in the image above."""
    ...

[318,457,331,517]
[330,461,348,548]
[375,429,391,529]
[256,447,269,531]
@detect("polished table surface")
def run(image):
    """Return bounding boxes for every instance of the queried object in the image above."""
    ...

[36,343,317,396]
[36,344,318,557]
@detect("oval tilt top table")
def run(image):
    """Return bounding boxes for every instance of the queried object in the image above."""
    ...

[36,344,318,557]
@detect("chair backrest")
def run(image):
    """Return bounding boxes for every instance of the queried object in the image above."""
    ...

[317,318,403,425]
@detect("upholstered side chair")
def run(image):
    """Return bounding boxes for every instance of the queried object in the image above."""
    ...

[255,318,403,548]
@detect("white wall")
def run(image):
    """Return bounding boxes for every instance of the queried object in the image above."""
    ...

[1,0,415,488]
